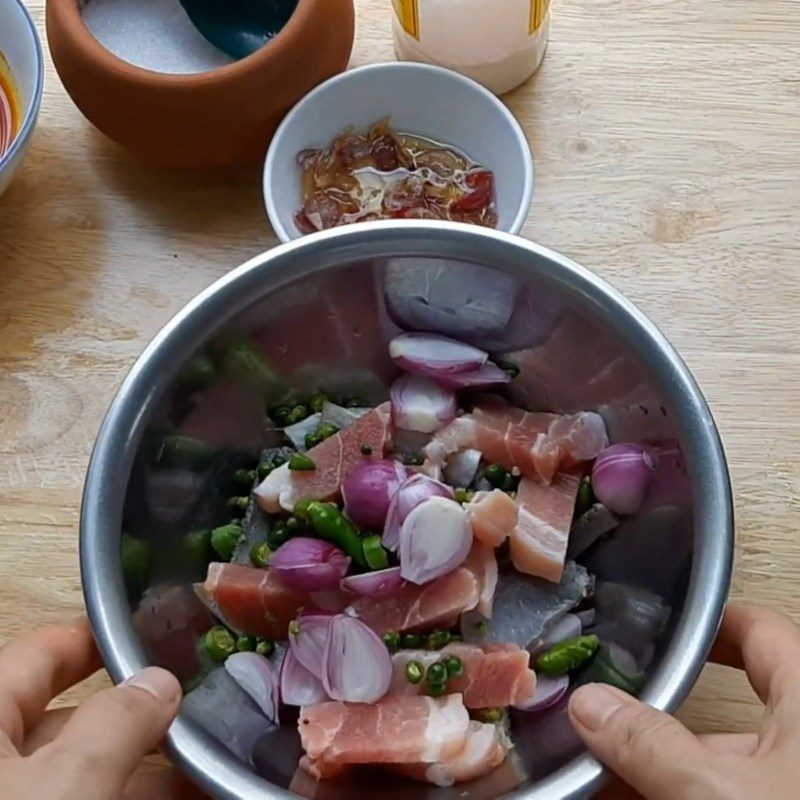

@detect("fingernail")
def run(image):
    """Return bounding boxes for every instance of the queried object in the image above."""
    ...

[123,667,181,705]
[569,684,625,732]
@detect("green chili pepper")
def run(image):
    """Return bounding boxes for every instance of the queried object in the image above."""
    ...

[211,522,243,561]
[484,463,507,488]
[121,534,151,597]
[576,644,645,696]
[536,634,599,676]
[444,655,464,678]
[310,391,328,413]
[269,405,292,426]
[363,535,389,570]
[300,501,367,567]
[257,462,274,481]
[289,453,316,471]
[575,476,595,518]
[204,626,236,663]
[178,353,216,389]
[250,541,272,567]
[256,638,275,657]
[427,682,448,697]
[473,707,504,724]
[403,633,422,649]
[360,444,373,455]
[405,661,424,684]
[183,529,212,568]
[453,487,474,504]
[236,635,257,652]
[426,630,451,650]
[426,662,447,686]
[383,630,401,652]
[267,523,291,549]
[156,435,216,469]
[227,496,250,513]
[285,404,310,426]
[234,468,256,488]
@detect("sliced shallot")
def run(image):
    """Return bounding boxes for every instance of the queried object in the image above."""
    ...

[443,448,482,488]
[434,362,511,389]
[288,612,334,677]
[389,332,487,376]
[391,373,457,434]
[270,538,350,592]
[341,566,406,597]
[224,652,280,724]
[516,674,569,712]
[529,613,582,657]
[592,443,656,516]
[342,459,407,529]
[280,648,328,706]
[322,614,392,703]
[383,473,455,551]
[399,496,472,585]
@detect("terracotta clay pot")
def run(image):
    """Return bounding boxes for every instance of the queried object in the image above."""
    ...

[46,0,355,169]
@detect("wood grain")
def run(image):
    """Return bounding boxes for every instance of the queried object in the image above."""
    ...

[1,0,799,748]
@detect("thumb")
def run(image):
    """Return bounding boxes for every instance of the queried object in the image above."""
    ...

[568,684,711,800]
[36,667,182,799]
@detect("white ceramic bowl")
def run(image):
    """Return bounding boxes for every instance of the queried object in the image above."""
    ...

[0,0,44,198]
[263,62,534,242]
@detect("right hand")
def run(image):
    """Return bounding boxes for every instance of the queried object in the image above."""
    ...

[569,602,800,799]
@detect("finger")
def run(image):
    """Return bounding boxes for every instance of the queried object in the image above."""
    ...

[710,602,800,704]
[569,684,713,800]
[124,766,207,800]
[698,733,758,756]
[0,617,101,749]
[20,707,75,754]
[33,667,181,798]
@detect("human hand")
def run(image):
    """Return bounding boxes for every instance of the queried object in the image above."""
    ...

[569,601,800,800]
[0,616,201,799]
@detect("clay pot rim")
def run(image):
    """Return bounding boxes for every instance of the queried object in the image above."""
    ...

[49,0,332,88]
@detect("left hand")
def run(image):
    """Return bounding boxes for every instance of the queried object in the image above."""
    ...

[0,616,203,799]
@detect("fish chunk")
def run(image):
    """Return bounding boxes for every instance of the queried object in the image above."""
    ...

[390,643,536,708]
[425,403,607,484]
[255,402,392,512]
[393,721,510,787]
[299,694,469,766]
[510,473,581,583]
[461,561,594,649]
[347,568,479,635]
[463,541,498,618]
[203,562,343,639]
[467,489,519,548]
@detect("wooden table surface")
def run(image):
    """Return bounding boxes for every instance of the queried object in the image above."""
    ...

[2,0,799,746]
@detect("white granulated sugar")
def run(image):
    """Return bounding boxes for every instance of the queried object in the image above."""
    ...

[82,0,235,74]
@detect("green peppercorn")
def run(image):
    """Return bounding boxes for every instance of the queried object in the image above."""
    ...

[404,452,424,466]
[204,626,236,663]
[269,405,292,426]
[250,541,272,567]
[304,431,323,450]
[236,635,257,652]
[267,524,291,549]
[403,633,422,649]
[257,462,274,481]
[178,353,216,389]
[272,455,287,467]
[454,487,474,504]
[288,620,301,637]
[536,634,600,676]
[343,397,362,409]
[227,495,250,513]
[183,529,212,568]
[383,631,401,652]
[285,516,302,532]
[426,662,448,686]
[405,661,424,684]
[255,638,275,657]
[233,468,256,488]
[210,522,243,561]
[285,404,310,425]
[427,682,448,697]
[426,630,451,650]
[289,453,316,471]
[473,707,504,724]
[363,535,389,570]
[121,534,151,598]
[444,655,464,678]
[310,391,329,413]
[484,463,507,488]
[575,476,595,518]
[360,444,373,455]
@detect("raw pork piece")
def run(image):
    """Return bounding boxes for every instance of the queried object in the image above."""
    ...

[202,562,345,639]
[347,568,480,635]
[392,721,510,787]
[467,489,519,548]
[299,694,469,768]
[510,472,581,583]
[389,643,536,708]
[255,402,392,512]
[425,402,607,484]
[463,541,498,618]
[461,561,594,649]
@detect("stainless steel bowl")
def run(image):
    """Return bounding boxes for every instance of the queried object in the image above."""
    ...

[81,221,733,800]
